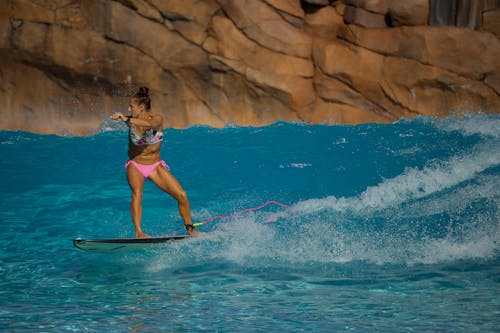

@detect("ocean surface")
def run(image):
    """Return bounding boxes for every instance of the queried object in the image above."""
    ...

[0,114,499,332]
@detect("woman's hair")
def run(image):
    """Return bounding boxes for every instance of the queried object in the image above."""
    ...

[133,87,151,110]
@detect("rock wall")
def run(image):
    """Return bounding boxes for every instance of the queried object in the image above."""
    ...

[0,0,498,134]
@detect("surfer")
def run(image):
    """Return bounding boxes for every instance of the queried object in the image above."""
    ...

[110,87,201,238]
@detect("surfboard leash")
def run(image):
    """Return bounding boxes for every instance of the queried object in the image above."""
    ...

[193,200,295,227]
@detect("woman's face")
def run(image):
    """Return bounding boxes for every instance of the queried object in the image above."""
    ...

[128,99,143,117]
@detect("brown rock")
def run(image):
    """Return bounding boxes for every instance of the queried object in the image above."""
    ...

[0,52,122,135]
[344,5,387,28]
[202,36,219,54]
[338,25,500,82]
[342,0,388,14]
[315,39,498,119]
[314,40,389,109]
[484,75,500,95]
[173,67,302,127]
[208,55,245,73]
[0,17,11,48]
[387,0,428,26]
[303,0,330,5]
[174,69,229,127]
[191,56,304,126]
[306,99,395,125]
[161,71,226,128]
[11,19,23,29]
[209,53,315,110]
[335,2,347,16]
[209,70,301,125]
[248,66,315,108]
[483,8,500,38]
[207,20,316,108]
[217,0,312,58]
[304,5,344,39]
[381,56,498,117]
[277,11,305,29]
[1,0,498,135]
[173,20,207,45]
[10,21,167,94]
[148,0,219,27]
[426,0,498,28]
[82,0,207,69]
[55,2,88,29]
[12,21,49,57]
[12,0,55,23]
[315,69,384,112]
[0,1,11,17]
[46,26,170,91]
[265,0,305,28]
[210,16,314,78]
[129,0,163,23]
[264,0,304,18]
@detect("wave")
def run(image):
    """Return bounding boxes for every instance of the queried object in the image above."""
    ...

[144,210,497,271]
[134,116,500,269]
[295,141,499,217]
[433,113,500,138]
[6,114,496,268]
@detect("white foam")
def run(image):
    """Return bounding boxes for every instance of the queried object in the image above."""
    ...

[435,114,500,138]
[138,200,498,268]
[295,142,500,216]
[394,175,499,218]
[410,235,498,265]
[96,119,128,133]
[286,135,500,265]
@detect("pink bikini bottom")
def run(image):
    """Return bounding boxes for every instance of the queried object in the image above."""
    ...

[125,160,170,178]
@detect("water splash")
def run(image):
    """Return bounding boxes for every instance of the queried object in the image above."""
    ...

[295,141,499,216]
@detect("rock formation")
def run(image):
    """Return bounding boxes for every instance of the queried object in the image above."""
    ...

[0,0,498,134]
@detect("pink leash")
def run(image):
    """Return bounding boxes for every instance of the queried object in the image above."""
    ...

[193,200,295,227]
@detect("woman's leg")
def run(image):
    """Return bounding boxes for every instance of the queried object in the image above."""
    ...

[126,164,148,238]
[148,165,201,235]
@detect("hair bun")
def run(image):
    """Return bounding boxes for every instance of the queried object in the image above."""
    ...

[138,87,149,96]
[134,87,152,110]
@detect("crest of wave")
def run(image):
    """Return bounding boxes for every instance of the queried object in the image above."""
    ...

[295,141,500,217]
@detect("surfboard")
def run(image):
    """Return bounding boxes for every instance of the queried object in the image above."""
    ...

[73,235,190,253]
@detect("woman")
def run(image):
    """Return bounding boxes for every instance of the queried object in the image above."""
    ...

[110,87,200,237]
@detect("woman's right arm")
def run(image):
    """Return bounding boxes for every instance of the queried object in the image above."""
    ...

[110,112,128,122]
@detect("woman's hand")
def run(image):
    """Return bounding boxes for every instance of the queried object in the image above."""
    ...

[110,112,127,122]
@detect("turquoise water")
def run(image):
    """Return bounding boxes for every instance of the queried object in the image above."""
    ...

[0,115,499,332]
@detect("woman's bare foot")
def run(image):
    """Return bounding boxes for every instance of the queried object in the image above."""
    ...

[188,229,203,236]
[135,231,151,238]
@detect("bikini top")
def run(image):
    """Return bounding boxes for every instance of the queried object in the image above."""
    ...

[129,126,163,146]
